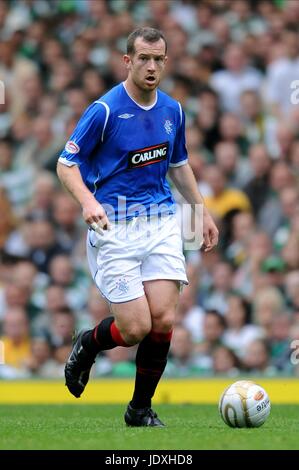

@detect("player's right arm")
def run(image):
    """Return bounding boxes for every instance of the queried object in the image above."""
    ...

[56,162,110,230]
[56,100,111,230]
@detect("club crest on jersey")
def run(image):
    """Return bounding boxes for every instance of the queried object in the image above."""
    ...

[164,119,173,134]
[128,142,169,169]
[65,140,80,154]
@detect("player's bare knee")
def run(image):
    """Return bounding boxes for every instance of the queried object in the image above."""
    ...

[152,311,175,333]
[121,324,151,345]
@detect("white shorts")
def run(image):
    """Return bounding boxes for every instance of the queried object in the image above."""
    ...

[86,214,188,303]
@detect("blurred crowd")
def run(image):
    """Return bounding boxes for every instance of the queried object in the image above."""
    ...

[1,0,299,380]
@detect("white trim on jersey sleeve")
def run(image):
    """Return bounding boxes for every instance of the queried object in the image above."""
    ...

[178,102,183,126]
[94,100,110,142]
[169,158,188,168]
[58,157,78,167]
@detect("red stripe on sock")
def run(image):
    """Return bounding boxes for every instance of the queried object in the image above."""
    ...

[93,325,101,346]
[137,366,162,377]
[149,329,173,343]
[110,321,130,347]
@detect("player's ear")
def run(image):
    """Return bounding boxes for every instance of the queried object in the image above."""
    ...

[123,54,131,69]
[164,55,168,65]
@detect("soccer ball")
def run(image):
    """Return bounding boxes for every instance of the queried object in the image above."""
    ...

[219,380,271,428]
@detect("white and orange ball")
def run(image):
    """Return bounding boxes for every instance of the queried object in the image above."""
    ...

[219,380,271,428]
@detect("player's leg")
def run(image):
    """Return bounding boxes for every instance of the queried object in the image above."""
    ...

[82,295,152,352]
[125,280,180,427]
[132,279,179,406]
[124,215,187,426]
[65,296,151,398]
[65,224,151,398]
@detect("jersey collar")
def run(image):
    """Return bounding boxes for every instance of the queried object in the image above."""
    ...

[122,82,157,110]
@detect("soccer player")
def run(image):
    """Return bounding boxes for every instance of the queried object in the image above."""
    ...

[57,27,218,427]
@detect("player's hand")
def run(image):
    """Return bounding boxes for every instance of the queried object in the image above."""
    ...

[82,197,111,233]
[202,209,219,252]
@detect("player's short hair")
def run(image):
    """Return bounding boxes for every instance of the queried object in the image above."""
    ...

[127,27,167,55]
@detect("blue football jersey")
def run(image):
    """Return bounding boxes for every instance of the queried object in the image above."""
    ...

[59,83,188,221]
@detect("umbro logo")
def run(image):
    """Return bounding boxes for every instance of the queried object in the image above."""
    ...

[118,113,135,119]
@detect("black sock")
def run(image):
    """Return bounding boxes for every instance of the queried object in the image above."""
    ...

[130,330,172,409]
[82,316,129,355]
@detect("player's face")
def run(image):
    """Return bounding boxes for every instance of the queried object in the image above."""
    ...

[124,37,167,92]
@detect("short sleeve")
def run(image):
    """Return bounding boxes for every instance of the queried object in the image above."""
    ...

[169,103,188,167]
[58,101,108,167]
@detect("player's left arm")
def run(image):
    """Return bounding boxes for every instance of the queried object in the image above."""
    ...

[168,162,219,252]
[168,104,218,251]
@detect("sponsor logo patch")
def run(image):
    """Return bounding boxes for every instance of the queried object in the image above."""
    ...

[128,142,169,169]
[65,141,80,154]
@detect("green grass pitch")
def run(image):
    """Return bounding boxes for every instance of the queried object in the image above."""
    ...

[0,404,298,450]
